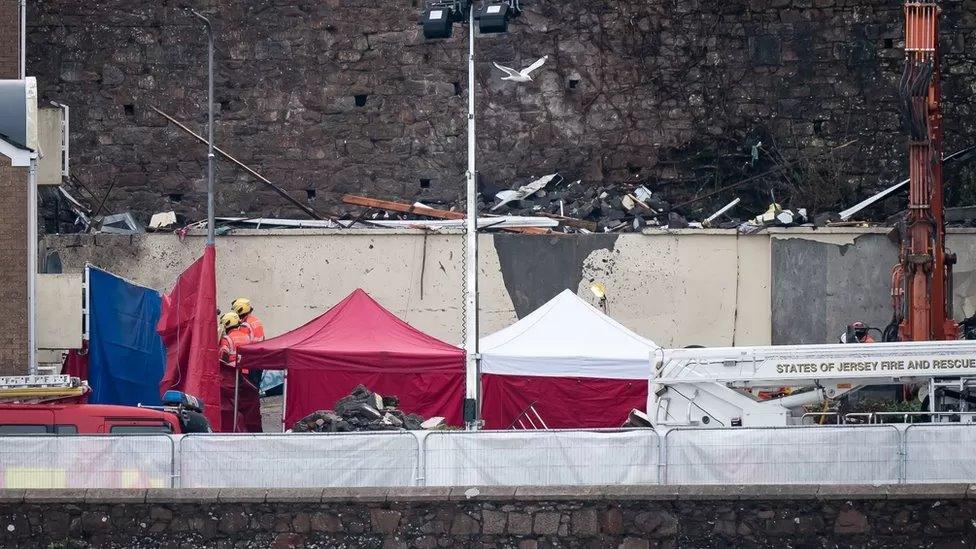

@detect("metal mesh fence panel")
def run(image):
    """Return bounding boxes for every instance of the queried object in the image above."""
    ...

[179,433,420,488]
[904,424,976,483]
[0,435,174,488]
[424,430,659,486]
[665,426,901,484]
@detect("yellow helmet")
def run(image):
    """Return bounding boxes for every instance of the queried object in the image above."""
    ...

[231,298,252,316]
[220,312,241,330]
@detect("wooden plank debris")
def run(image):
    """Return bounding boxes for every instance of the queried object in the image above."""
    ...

[342,194,555,235]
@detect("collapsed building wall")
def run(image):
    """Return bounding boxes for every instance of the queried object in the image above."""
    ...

[26,1,976,224]
[41,228,976,348]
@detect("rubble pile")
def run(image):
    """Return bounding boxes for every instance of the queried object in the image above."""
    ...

[480,173,815,233]
[291,385,445,432]
[480,173,672,232]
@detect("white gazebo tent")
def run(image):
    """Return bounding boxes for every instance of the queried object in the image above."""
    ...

[479,289,659,429]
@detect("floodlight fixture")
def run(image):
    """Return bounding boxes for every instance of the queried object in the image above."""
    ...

[421,0,471,39]
[475,0,522,34]
[477,2,510,33]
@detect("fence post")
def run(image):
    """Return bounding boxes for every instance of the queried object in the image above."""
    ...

[899,425,910,484]
[170,435,178,488]
[414,431,427,487]
[658,428,670,485]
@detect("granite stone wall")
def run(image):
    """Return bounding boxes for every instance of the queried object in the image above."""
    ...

[2,485,974,548]
[26,1,976,222]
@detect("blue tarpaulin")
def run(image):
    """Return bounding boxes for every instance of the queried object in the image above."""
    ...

[88,266,166,406]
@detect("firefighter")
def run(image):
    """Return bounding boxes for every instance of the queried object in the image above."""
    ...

[839,321,876,343]
[218,312,259,432]
[232,298,265,342]
[231,298,267,430]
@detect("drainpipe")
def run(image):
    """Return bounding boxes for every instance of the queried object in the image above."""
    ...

[19,0,26,79]
[27,157,37,374]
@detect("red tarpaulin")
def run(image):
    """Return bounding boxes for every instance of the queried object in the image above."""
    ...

[239,289,464,427]
[62,343,89,404]
[481,374,647,429]
[156,245,221,431]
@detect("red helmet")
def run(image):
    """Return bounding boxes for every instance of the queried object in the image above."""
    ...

[851,321,868,336]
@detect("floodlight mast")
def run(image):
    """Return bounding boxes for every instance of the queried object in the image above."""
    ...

[463,4,480,430]
[420,1,522,429]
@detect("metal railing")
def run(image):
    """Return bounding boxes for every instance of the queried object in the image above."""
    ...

[849,411,976,424]
[3,424,976,487]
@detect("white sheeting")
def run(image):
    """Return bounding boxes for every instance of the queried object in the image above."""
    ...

[9,425,976,488]
[423,430,659,486]
[905,424,976,483]
[665,426,902,484]
[0,435,173,488]
[480,289,659,379]
[179,433,420,488]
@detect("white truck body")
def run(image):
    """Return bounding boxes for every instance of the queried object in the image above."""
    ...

[649,340,976,428]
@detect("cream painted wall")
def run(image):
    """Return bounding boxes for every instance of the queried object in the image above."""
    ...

[36,273,82,349]
[42,230,771,348]
[574,233,771,347]
[35,228,976,356]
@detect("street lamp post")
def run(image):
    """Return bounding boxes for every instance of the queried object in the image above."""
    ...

[190,9,216,245]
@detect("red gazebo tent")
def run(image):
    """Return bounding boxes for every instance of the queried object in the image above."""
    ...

[238,289,465,428]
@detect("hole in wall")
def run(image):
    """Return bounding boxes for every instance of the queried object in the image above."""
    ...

[306,189,317,199]
[568,78,580,89]
[354,94,368,107]
[168,193,183,203]
[420,178,431,189]
[884,38,894,49]
[123,104,135,116]
[813,120,824,136]
[453,82,462,96]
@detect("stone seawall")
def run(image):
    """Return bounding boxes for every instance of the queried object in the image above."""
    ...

[2,485,974,548]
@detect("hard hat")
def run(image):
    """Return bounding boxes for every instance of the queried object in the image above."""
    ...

[220,312,241,330]
[589,282,606,300]
[232,298,252,316]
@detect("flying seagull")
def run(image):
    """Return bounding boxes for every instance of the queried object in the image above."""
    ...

[492,55,548,82]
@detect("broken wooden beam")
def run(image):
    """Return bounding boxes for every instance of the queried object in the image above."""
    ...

[537,213,598,232]
[342,195,554,235]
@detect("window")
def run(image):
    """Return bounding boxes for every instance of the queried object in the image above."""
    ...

[55,425,78,435]
[109,424,173,434]
[0,425,49,434]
